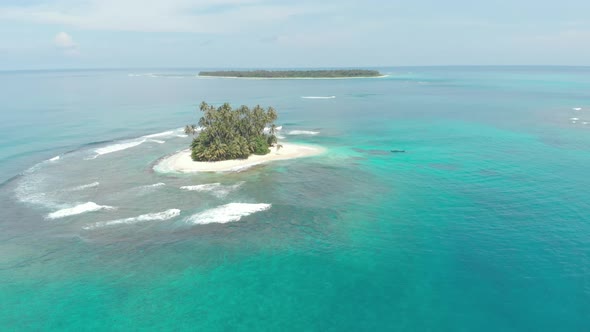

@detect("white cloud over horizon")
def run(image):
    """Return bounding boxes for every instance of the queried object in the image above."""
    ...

[54,32,76,48]
[54,32,79,56]
[0,0,325,34]
[0,0,589,69]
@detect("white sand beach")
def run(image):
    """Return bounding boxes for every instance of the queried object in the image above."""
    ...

[198,75,389,80]
[155,143,324,173]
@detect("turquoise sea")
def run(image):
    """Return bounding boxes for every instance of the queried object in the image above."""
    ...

[1,67,589,331]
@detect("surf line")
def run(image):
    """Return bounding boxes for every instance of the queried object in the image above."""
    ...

[301,96,336,99]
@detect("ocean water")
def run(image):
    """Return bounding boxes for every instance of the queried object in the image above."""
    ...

[1,67,589,331]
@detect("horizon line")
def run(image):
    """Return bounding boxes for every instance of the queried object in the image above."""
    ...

[1,65,590,73]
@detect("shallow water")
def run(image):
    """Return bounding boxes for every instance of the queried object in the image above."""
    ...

[1,67,590,331]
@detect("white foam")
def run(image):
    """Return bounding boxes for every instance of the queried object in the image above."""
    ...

[288,130,320,135]
[301,96,336,99]
[144,130,174,138]
[583,122,588,125]
[144,182,166,188]
[180,182,243,198]
[83,209,180,230]
[149,139,166,144]
[228,163,263,172]
[573,107,582,111]
[15,173,64,209]
[94,139,145,156]
[276,135,286,139]
[16,192,63,209]
[186,203,271,225]
[263,126,282,134]
[131,183,166,195]
[181,183,221,191]
[176,134,189,138]
[46,202,115,220]
[128,73,157,78]
[48,156,60,162]
[570,117,580,121]
[67,182,100,191]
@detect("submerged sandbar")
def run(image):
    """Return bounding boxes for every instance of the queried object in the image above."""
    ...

[155,143,324,173]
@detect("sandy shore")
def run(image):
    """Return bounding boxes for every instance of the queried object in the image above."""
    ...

[198,75,389,80]
[155,143,325,173]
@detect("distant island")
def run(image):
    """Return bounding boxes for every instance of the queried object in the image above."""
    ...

[198,69,383,78]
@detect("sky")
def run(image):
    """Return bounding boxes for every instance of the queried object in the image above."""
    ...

[1,0,589,69]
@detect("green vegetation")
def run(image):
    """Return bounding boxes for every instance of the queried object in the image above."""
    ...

[188,102,278,162]
[199,69,382,78]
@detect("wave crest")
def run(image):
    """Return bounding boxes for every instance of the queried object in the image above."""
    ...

[143,131,174,138]
[46,202,115,220]
[186,203,271,225]
[301,96,336,99]
[94,139,146,157]
[83,209,180,230]
[180,182,243,198]
[67,182,100,191]
[288,130,319,135]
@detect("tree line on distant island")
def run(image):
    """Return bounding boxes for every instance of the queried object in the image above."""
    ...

[185,102,279,162]
[198,69,382,78]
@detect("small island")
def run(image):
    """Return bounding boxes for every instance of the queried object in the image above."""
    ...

[155,102,324,173]
[198,69,383,79]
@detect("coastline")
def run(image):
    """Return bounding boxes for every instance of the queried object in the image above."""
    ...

[154,142,325,173]
[197,75,389,80]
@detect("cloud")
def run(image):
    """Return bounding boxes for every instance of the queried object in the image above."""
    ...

[54,31,75,48]
[54,32,79,56]
[0,0,327,33]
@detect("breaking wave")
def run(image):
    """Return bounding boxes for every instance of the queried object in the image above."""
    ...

[16,191,63,210]
[228,163,263,172]
[67,182,100,191]
[14,172,64,209]
[83,209,180,230]
[288,130,320,135]
[46,202,115,220]
[143,130,174,138]
[185,203,271,225]
[87,128,198,159]
[142,182,165,189]
[180,182,244,198]
[263,126,283,134]
[93,139,146,157]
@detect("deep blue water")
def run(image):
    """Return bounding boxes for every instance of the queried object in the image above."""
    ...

[0,67,589,331]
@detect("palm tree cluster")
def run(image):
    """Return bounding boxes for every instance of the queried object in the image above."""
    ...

[188,102,278,161]
[199,69,381,78]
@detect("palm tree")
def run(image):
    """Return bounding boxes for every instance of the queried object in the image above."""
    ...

[189,102,279,161]
[184,124,197,136]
